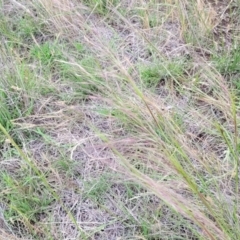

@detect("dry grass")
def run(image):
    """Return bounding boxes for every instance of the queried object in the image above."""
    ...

[0,0,240,239]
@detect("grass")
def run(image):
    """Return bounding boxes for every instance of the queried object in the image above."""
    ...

[139,57,188,89]
[0,0,240,239]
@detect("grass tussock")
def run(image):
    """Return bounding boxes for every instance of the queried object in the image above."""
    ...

[0,0,240,239]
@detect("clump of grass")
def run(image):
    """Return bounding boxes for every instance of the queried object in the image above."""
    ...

[83,0,120,15]
[139,58,187,89]
[30,42,57,67]
[0,65,35,143]
[211,45,240,96]
[213,46,240,75]
[0,169,54,236]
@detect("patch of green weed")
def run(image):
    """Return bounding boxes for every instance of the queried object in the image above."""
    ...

[0,169,54,234]
[0,88,28,144]
[212,47,240,96]
[213,47,240,75]
[59,55,103,98]
[139,58,187,89]
[30,42,63,67]
[0,10,44,44]
[0,16,19,42]
[16,15,40,40]
[73,42,85,53]
[53,158,79,177]
[0,91,12,132]
[83,0,119,15]
[0,65,36,134]
[83,175,111,202]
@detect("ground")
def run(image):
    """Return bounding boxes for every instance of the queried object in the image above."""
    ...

[0,0,240,239]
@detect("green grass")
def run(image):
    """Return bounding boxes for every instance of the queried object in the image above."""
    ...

[83,0,120,15]
[1,170,54,227]
[139,57,188,89]
[0,61,36,143]
[0,0,240,239]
